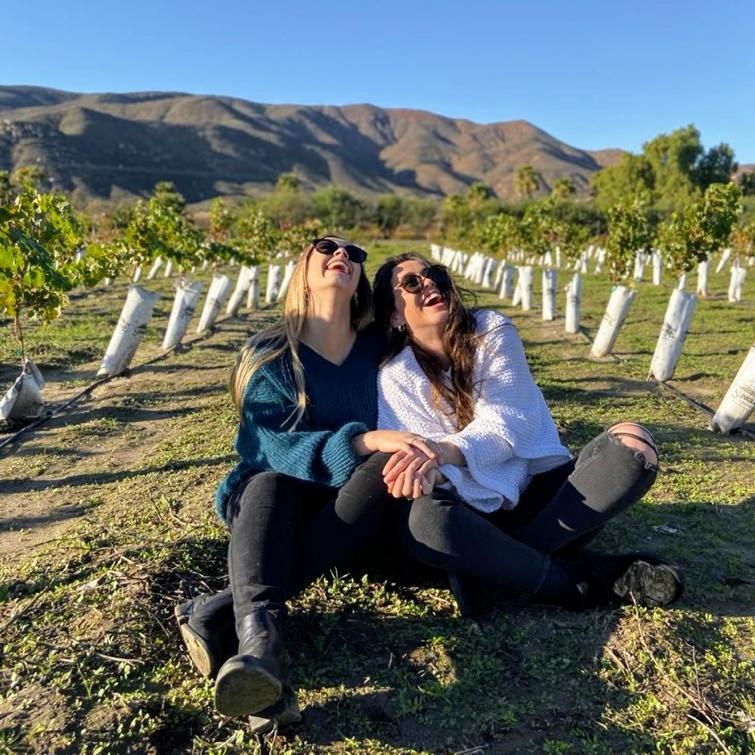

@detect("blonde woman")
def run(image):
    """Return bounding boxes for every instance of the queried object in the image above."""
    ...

[177,238,437,724]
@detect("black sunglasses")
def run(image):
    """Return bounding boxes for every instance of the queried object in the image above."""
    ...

[395,264,451,295]
[311,238,368,264]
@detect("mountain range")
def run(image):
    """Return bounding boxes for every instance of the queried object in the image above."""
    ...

[0,85,623,205]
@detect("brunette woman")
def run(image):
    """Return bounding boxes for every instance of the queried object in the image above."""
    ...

[372,253,683,613]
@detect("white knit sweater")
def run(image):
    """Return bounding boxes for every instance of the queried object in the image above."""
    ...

[377,309,571,512]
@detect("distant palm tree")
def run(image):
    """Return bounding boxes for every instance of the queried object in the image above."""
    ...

[515,165,542,200]
[552,176,576,201]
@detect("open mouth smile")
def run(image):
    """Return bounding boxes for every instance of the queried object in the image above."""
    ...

[422,291,445,307]
[326,259,351,275]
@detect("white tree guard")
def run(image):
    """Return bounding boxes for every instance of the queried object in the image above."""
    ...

[633,251,645,282]
[649,288,697,382]
[98,286,160,377]
[164,259,174,278]
[594,247,605,274]
[162,280,203,350]
[652,251,663,285]
[710,345,755,433]
[201,260,210,271]
[481,257,495,289]
[543,251,553,267]
[147,256,163,280]
[132,265,143,283]
[463,254,476,280]
[542,269,557,321]
[565,274,582,334]
[511,275,522,307]
[520,266,534,311]
[265,265,281,304]
[555,247,561,268]
[677,272,687,291]
[226,266,256,316]
[276,260,297,302]
[494,260,505,288]
[247,276,260,310]
[196,274,232,334]
[104,277,112,287]
[430,243,442,261]
[591,285,636,357]
[0,359,46,423]
[499,265,515,300]
[697,259,709,296]
[728,265,746,302]
[715,247,732,274]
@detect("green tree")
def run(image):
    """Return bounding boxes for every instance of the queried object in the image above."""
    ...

[604,191,653,283]
[235,204,278,262]
[466,181,493,210]
[311,186,368,231]
[592,125,738,212]
[694,143,737,189]
[0,187,86,358]
[403,197,438,237]
[591,153,655,210]
[515,165,543,201]
[552,177,576,202]
[276,173,301,193]
[737,171,755,196]
[479,212,521,256]
[656,183,742,275]
[375,195,404,236]
[209,198,234,243]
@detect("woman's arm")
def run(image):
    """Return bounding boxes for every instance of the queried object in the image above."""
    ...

[438,317,569,490]
[240,368,367,487]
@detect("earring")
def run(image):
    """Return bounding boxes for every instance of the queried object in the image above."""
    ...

[352,292,359,307]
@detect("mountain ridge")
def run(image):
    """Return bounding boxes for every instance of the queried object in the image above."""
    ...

[0,85,623,205]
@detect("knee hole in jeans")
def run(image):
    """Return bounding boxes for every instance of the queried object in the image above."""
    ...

[607,423,659,468]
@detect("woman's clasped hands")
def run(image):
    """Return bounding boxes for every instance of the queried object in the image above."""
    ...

[352,429,441,499]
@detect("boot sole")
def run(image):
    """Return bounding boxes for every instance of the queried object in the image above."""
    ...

[215,657,283,717]
[613,561,683,606]
[174,600,219,679]
[248,689,303,734]
[177,620,217,678]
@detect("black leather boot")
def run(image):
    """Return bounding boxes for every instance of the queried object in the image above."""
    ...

[571,551,684,609]
[248,685,303,734]
[214,606,288,717]
[174,587,236,678]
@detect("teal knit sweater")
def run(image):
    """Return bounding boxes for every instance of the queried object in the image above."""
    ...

[215,327,380,522]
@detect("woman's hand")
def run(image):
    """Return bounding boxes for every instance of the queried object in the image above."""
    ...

[383,447,439,499]
[387,463,441,499]
[352,430,439,461]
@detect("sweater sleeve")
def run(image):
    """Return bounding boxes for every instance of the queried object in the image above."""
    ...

[442,312,569,488]
[237,368,367,487]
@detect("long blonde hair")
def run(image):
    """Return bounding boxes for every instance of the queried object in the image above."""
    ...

[230,240,373,429]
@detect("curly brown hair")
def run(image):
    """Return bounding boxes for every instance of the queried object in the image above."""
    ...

[373,253,480,430]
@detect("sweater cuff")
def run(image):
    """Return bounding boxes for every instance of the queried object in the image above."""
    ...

[326,421,370,487]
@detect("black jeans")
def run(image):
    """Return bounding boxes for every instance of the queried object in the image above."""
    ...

[186,428,657,636]
[226,452,396,628]
[394,427,659,594]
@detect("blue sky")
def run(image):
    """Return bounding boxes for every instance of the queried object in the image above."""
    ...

[3,1,754,161]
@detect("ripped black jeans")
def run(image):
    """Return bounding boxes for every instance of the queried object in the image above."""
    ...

[183,428,658,639]
[394,426,659,594]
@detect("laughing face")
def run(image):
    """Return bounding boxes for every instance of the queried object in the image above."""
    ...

[305,236,362,301]
[390,258,450,336]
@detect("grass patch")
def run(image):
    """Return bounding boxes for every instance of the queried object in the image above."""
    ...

[1,244,754,753]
